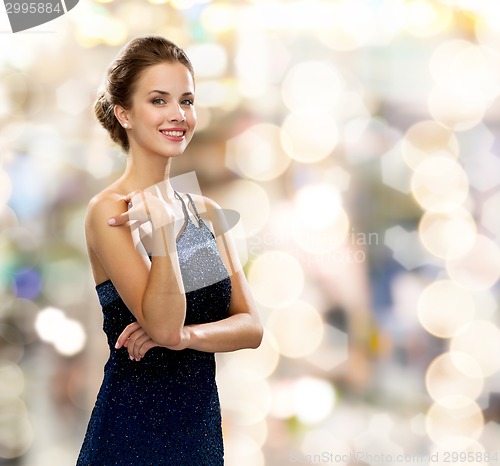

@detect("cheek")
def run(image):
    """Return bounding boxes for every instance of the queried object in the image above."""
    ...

[189,110,197,128]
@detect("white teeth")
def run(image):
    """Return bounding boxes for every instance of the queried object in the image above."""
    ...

[161,130,184,137]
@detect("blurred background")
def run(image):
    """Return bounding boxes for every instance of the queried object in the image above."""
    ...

[1,0,500,465]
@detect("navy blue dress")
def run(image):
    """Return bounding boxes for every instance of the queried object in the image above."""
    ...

[77,192,231,465]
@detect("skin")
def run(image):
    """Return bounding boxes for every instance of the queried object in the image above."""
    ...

[86,61,263,361]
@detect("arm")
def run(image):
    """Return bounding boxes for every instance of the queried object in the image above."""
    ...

[180,194,262,351]
[116,195,263,358]
[181,270,262,352]
[87,189,186,347]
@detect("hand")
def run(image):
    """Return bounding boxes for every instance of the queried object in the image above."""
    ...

[115,323,191,359]
[115,322,160,361]
[108,183,176,230]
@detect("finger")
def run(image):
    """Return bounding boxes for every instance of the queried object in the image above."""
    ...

[126,329,147,360]
[108,210,131,226]
[137,340,157,360]
[124,190,142,206]
[130,333,152,361]
[134,336,153,360]
[109,191,146,226]
[115,322,141,349]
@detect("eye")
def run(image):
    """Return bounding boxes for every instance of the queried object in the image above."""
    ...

[181,99,194,106]
[152,98,166,105]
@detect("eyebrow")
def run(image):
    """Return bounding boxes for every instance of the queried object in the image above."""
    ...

[148,90,194,97]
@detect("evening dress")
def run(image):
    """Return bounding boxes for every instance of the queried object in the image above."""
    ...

[77,192,231,465]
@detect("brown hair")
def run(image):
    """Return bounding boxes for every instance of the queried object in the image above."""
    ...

[94,36,194,152]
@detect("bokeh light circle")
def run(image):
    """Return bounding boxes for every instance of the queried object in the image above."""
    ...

[429,39,495,88]
[475,6,500,57]
[225,123,292,181]
[419,208,477,260]
[35,307,86,356]
[425,352,483,405]
[294,184,343,231]
[417,280,475,338]
[428,39,498,131]
[0,360,25,401]
[281,61,343,112]
[411,156,469,212]
[269,379,295,419]
[281,110,339,163]
[293,377,336,424]
[0,324,25,364]
[248,251,304,308]
[450,320,500,376]
[218,367,271,425]
[404,0,453,38]
[426,396,484,445]
[220,180,270,235]
[266,300,324,358]
[315,0,375,51]
[224,433,265,466]
[292,184,349,254]
[200,3,237,33]
[401,120,459,170]
[428,83,487,131]
[53,318,86,356]
[446,235,500,291]
[448,46,499,103]
[0,397,33,459]
[430,40,483,83]
[185,43,227,78]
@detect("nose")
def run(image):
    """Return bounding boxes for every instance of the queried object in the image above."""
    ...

[168,104,186,122]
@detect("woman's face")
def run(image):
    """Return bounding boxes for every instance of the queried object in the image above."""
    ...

[123,61,196,158]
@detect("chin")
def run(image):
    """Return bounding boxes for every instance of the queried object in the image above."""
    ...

[164,149,186,159]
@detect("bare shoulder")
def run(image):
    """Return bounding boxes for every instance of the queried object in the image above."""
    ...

[85,188,129,245]
[189,193,224,229]
[187,192,222,212]
[86,189,126,224]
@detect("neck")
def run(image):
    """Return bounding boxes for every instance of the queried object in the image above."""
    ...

[119,150,175,198]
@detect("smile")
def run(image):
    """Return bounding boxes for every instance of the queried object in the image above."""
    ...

[160,130,185,137]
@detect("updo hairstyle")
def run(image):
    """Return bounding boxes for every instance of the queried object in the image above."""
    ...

[94,36,194,152]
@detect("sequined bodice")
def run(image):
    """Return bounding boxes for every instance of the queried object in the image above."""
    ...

[77,192,231,465]
[96,191,231,351]
[96,212,232,353]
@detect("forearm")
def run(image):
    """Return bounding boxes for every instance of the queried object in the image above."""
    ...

[141,225,186,345]
[183,313,263,353]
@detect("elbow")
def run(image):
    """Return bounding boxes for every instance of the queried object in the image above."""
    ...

[151,328,182,348]
[249,323,264,349]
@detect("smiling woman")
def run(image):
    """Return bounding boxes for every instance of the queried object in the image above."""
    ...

[76,36,263,465]
[113,61,196,159]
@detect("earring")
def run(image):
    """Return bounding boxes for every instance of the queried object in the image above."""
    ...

[123,123,128,128]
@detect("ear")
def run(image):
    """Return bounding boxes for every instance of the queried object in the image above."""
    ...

[114,105,131,129]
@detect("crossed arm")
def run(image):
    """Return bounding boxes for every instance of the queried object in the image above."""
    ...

[116,269,261,359]
[86,188,263,361]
